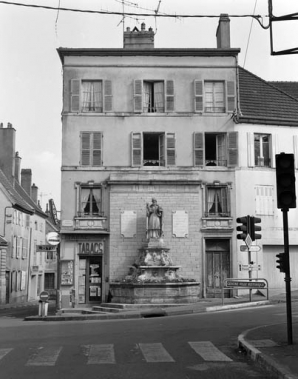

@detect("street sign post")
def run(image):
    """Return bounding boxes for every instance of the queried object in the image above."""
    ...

[239,264,261,271]
[226,280,266,288]
[36,245,56,252]
[240,245,261,252]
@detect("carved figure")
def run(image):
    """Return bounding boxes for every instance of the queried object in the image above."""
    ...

[161,250,173,266]
[146,198,163,238]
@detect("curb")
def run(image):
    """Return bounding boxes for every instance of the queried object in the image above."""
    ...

[238,326,298,379]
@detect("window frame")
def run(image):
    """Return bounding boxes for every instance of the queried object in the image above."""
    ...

[77,184,103,218]
[194,80,236,113]
[205,185,230,217]
[131,132,176,167]
[134,79,174,113]
[70,79,113,113]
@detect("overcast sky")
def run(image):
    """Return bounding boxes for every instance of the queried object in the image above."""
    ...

[1,0,297,212]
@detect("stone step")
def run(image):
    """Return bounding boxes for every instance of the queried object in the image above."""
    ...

[99,303,184,310]
[92,306,121,313]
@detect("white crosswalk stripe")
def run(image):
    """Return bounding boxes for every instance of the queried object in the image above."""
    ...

[0,341,233,366]
[139,343,175,362]
[83,344,115,364]
[189,341,232,362]
[26,346,63,366]
[0,348,13,360]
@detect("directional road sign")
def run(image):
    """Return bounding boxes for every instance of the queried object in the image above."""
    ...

[240,245,261,252]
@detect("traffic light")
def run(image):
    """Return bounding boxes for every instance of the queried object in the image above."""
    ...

[236,216,250,241]
[276,153,296,209]
[250,216,261,241]
[276,253,288,273]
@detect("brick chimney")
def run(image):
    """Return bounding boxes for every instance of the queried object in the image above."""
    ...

[21,169,32,196]
[123,23,154,49]
[216,14,230,48]
[0,123,16,182]
[31,183,38,204]
[14,152,22,183]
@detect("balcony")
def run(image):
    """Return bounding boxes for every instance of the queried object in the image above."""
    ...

[74,211,108,230]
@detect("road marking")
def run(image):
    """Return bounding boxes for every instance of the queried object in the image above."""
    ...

[139,343,175,362]
[26,346,62,366]
[84,344,115,364]
[189,341,232,362]
[0,348,13,360]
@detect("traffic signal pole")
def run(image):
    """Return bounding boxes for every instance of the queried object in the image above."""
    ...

[282,208,293,345]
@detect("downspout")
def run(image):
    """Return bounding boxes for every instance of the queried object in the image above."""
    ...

[235,55,242,120]
[27,226,32,301]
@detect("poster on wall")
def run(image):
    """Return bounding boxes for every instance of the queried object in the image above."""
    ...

[21,271,26,291]
[60,261,74,285]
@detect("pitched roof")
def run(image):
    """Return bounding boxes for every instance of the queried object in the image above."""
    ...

[237,67,298,126]
[0,169,34,214]
[268,81,298,100]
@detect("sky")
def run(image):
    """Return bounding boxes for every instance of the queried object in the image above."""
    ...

[1,0,297,213]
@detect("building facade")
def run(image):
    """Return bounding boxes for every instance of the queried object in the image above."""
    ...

[57,16,298,309]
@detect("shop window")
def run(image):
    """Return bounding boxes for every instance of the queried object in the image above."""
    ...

[132,132,176,167]
[45,273,55,290]
[78,186,102,217]
[134,80,174,113]
[70,79,112,113]
[80,132,102,166]
[205,186,229,217]
[194,132,238,167]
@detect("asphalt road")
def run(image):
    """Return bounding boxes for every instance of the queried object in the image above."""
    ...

[1,302,294,379]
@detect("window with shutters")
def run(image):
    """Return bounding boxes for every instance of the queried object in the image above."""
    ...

[70,79,113,113]
[255,185,274,215]
[193,132,238,167]
[134,80,174,113]
[254,134,271,167]
[79,185,102,217]
[131,132,176,167]
[80,132,102,166]
[194,80,236,113]
[205,185,230,217]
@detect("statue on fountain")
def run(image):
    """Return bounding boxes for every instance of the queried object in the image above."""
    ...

[146,198,163,239]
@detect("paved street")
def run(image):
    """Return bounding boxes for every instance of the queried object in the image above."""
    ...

[2,302,295,379]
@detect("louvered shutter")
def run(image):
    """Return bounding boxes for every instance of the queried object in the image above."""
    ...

[194,80,204,112]
[193,132,204,166]
[166,133,176,166]
[247,132,255,167]
[131,132,142,166]
[103,80,113,112]
[165,80,174,112]
[293,135,298,169]
[134,80,143,113]
[93,133,102,166]
[227,131,238,167]
[227,81,236,112]
[81,132,91,166]
[159,134,165,166]
[71,79,81,112]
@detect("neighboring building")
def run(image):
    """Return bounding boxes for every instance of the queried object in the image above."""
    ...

[57,15,298,308]
[0,124,50,304]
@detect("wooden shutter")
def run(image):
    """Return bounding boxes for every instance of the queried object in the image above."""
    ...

[92,133,102,166]
[270,134,278,168]
[131,132,142,166]
[226,81,236,112]
[159,134,165,166]
[165,80,174,112]
[166,133,176,166]
[103,80,113,112]
[134,80,143,113]
[247,132,255,167]
[227,131,238,167]
[193,132,204,166]
[294,135,298,169]
[70,79,81,112]
[194,80,204,112]
[81,132,91,166]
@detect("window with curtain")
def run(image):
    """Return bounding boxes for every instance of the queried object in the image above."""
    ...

[80,187,102,216]
[204,81,225,113]
[206,186,229,217]
[143,81,164,113]
[254,134,271,167]
[82,81,103,112]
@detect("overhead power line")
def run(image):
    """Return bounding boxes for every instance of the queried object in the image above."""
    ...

[0,1,267,20]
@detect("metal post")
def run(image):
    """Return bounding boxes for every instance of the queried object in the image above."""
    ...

[248,248,252,302]
[282,208,293,345]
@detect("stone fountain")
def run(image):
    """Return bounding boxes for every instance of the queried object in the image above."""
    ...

[110,198,200,304]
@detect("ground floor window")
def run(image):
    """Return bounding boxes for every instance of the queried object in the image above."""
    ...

[45,273,55,290]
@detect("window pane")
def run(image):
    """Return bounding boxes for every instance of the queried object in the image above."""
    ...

[82,81,103,112]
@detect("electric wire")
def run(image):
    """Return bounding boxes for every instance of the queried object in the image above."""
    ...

[243,0,258,68]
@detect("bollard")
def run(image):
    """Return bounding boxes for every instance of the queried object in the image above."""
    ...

[38,300,43,316]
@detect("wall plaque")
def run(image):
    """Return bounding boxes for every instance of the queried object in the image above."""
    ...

[172,211,189,238]
[121,211,137,238]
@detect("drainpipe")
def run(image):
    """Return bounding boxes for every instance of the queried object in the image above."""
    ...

[235,55,242,119]
[27,226,32,301]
